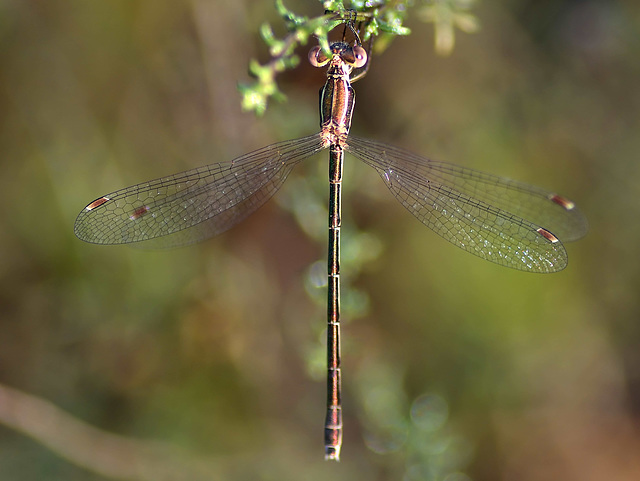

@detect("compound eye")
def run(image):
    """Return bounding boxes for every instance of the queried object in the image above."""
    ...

[352,46,367,68]
[308,46,329,67]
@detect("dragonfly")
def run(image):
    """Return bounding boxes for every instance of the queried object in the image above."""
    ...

[74,18,587,461]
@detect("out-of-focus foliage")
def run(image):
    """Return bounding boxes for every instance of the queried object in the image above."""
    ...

[418,0,480,54]
[1,1,640,480]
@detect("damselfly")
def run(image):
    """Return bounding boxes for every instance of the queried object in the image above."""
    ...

[74,19,587,461]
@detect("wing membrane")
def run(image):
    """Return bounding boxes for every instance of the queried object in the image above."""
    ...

[75,134,325,248]
[347,136,587,272]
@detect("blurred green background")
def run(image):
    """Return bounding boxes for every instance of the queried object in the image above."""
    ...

[0,1,639,480]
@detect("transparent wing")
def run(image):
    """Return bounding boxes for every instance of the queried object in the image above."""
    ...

[75,134,326,248]
[347,136,587,273]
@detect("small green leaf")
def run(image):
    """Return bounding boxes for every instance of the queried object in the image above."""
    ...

[260,23,276,45]
[276,0,308,28]
[323,0,347,12]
